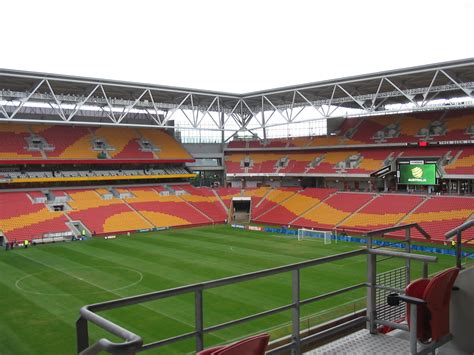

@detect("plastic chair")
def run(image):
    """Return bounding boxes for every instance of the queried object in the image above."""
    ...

[197,334,270,355]
[405,267,459,343]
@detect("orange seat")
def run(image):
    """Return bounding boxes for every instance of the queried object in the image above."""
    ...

[197,334,269,355]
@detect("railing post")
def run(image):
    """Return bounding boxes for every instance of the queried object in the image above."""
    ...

[76,316,89,354]
[422,262,429,279]
[291,269,300,354]
[409,303,418,354]
[367,236,377,334]
[195,289,204,353]
[456,230,462,269]
[405,228,411,285]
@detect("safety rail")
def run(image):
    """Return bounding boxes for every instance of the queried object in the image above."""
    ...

[76,223,441,355]
[76,249,367,355]
[445,219,474,268]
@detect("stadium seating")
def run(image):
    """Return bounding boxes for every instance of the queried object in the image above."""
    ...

[347,116,395,144]
[396,196,474,241]
[137,128,192,160]
[66,189,151,234]
[339,194,425,231]
[247,153,281,174]
[279,154,314,174]
[293,192,375,230]
[242,187,271,207]
[251,187,299,219]
[442,111,474,140]
[0,192,69,242]
[0,186,472,244]
[31,125,98,159]
[254,188,335,225]
[215,187,241,208]
[226,111,474,150]
[0,123,191,161]
[94,127,154,159]
[0,123,41,159]
[124,187,210,227]
[174,185,228,222]
[444,146,474,175]
[225,154,246,174]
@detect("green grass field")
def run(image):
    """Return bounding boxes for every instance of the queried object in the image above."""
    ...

[0,225,458,354]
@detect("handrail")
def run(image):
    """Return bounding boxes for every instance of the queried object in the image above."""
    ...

[367,248,438,263]
[76,226,442,355]
[366,223,431,240]
[445,219,474,239]
[77,248,367,354]
[444,219,474,268]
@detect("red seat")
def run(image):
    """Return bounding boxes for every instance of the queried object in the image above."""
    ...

[197,334,269,355]
[405,268,459,342]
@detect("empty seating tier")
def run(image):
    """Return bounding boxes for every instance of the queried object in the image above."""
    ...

[254,188,336,225]
[0,124,191,162]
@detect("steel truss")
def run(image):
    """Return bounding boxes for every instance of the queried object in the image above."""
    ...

[0,59,473,139]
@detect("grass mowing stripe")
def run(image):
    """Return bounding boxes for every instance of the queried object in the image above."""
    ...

[17,246,226,343]
[0,225,457,355]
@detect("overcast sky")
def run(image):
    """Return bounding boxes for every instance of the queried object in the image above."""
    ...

[1,0,473,93]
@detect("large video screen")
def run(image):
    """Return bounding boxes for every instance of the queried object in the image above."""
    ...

[398,163,437,185]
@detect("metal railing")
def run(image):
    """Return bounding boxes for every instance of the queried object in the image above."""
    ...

[445,219,474,268]
[76,249,367,354]
[76,223,442,355]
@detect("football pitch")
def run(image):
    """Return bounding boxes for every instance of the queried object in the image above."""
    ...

[0,225,457,354]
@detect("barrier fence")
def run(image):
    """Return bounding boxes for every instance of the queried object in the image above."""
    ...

[231,224,474,259]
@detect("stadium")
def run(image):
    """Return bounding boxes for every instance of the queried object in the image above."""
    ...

[0,55,473,355]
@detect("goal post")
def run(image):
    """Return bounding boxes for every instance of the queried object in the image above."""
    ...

[297,228,335,244]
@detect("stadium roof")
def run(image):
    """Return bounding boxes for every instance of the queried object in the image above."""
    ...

[0,58,473,134]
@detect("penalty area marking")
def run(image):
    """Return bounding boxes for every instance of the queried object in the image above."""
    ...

[15,266,143,296]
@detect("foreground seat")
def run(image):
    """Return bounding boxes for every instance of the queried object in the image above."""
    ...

[197,334,270,355]
[388,267,460,354]
[405,267,459,343]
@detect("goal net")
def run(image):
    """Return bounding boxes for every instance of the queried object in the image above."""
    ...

[297,228,334,244]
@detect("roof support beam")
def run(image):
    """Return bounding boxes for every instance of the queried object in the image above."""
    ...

[384,78,418,107]
[439,69,473,97]
[67,84,100,121]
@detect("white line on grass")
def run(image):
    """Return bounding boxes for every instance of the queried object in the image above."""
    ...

[15,252,227,341]
[15,266,143,296]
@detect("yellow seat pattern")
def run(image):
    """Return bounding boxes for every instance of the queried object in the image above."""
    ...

[444,114,474,131]
[95,127,140,158]
[341,212,405,228]
[280,194,322,216]
[0,208,64,233]
[301,203,349,225]
[265,189,297,204]
[96,188,110,195]
[0,123,30,134]
[225,154,246,162]
[243,187,270,198]
[58,135,96,159]
[358,158,384,171]
[289,137,311,147]
[67,191,123,210]
[103,211,152,232]
[323,151,358,164]
[402,209,473,224]
[125,189,182,203]
[138,129,191,159]
[140,211,190,227]
[445,152,474,170]
[399,116,432,136]
[249,153,283,163]
[309,136,342,146]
